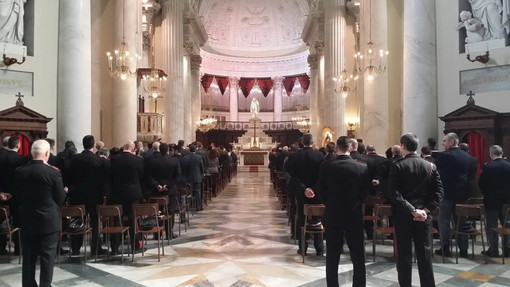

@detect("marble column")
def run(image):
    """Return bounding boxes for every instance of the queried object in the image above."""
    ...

[110,0,138,147]
[362,0,390,150]
[307,53,320,140]
[57,0,91,151]
[161,0,184,143]
[190,55,202,140]
[272,76,284,122]
[323,0,345,140]
[183,42,193,144]
[229,77,239,121]
[403,0,437,144]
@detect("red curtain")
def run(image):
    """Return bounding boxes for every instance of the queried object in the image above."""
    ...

[297,74,310,93]
[259,78,273,97]
[201,74,214,91]
[239,78,255,97]
[216,76,228,95]
[11,133,30,156]
[466,132,485,174]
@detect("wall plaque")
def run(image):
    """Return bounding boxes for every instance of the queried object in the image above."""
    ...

[0,70,33,98]
[460,65,510,95]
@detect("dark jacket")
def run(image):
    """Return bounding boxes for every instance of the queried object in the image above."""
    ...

[68,150,107,204]
[318,155,369,226]
[110,152,144,202]
[479,158,510,210]
[287,147,324,201]
[435,147,471,202]
[13,160,65,235]
[184,152,205,183]
[388,154,444,215]
[0,149,24,194]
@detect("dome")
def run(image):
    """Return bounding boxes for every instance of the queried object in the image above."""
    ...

[200,0,310,58]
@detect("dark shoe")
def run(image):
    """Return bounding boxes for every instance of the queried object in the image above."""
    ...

[297,249,307,256]
[180,216,186,224]
[434,247,451,257]
[59,249,69,255]
[93,249,108,255]
[71,251,81,256]
[459,250,468,258]
[316,250,324,256]
[110,250,119,256]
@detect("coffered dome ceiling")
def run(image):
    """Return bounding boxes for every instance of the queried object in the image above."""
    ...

[200,0,310,58]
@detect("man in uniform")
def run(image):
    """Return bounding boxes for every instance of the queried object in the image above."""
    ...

[389,133,444,287]
[13,140,66,287]
[318,136,368,287]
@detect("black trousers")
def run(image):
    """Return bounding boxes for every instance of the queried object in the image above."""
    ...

[69,203,100,253]
[325,216,366,287]
[394,212,435,287]
[296,198,323,253]
[111,199,141,252]
[22,232,58,287]
[192,182,203,210]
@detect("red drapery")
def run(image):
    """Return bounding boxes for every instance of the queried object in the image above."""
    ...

[466,132,485,174]
[201,74,213,91]
[258,78,273,97]
[216,77,228,95]
[11,133,30,156]
[239,78,255,97]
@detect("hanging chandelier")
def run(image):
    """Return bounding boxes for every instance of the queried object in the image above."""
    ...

[353,0,389,80]
[333,69,358,98]
[106,1,138,80]
[292,116,311,133]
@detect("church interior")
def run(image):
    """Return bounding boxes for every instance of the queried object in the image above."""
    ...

[2,0,510,286]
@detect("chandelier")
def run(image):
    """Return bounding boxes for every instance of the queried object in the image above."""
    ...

[333,69,358,98]
[292,117,311,133]
[106,1,137,80]
[196,117,218,133]
[353,0,388,80]
[138,33,167,107]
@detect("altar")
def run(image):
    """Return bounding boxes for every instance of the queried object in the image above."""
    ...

[239,148,268,166]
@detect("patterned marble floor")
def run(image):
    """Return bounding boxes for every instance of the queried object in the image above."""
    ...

[0,170,509,287]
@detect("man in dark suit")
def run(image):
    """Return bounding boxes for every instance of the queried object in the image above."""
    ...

[68,135,108,255]
[176,140,190,156]
[318,136,368,287]
[479,145,510,257]
[13,140,66,287]
[110,141,144,253]
[434,132,471,257]
[288,133,324,256]
[0,136,24,255]
[185,145,205,210]
[389,133,444,287]
[460,143,480,197]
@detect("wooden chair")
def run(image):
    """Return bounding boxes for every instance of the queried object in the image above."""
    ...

[96,205,130,263]
[300,204,326,263]
[132,203,165,262]
[0,206,20,263]
[492,204,510,264]
[453,204,487,264]
[148,196,172,244]
[372,204,395,262]
[58,205,92,263]
[177,186,191,234]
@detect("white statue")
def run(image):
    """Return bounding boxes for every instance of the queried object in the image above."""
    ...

[457,11,486,43]
[0,0,26,45]
[250,97,260,118]
[468,0,509,40]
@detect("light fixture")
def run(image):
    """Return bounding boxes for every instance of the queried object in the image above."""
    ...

[353,0,388,80]
[346,118,359,138]
[196,117,218,133]
[138,32,167,110]
[106,1,138,80]
[466,45,490,64]
[292,117,311,133]
[333,69,358,98]
[2,44,26,67]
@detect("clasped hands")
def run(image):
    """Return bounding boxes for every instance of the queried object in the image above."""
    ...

[304,188,315,198]
[411,209,428,221]
[157,185,169,192]
[0,192,12,201]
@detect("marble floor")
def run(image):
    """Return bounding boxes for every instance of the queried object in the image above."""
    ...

[0,171,509,287]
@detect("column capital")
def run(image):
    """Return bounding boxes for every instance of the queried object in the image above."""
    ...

[314,40,325,55]
[183,42,194,56]
[228,76,240,88]
[271,76,284,87]
[307,53,319,69]
[191,54,202,70]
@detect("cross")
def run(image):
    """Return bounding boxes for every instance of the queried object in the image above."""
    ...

[15,92,24,106]
[466,90,475,105]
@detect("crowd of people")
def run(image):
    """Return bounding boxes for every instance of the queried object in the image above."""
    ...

[0,135,238,286]
[269,132,510,287]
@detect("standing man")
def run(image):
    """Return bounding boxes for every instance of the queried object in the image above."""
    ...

[13,140,66,287]
[318,136,368,287]
[434,133,471,257]
[184,145,205,211]
[479,145,510,257]
[68,135,108,255]
[389,133,444,287]
[287,133,324,256]
[110,141,144,253]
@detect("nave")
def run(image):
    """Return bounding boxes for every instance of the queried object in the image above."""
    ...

[0,171,508,287]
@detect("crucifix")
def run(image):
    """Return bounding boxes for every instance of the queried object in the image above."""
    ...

[15,92,24,106]
[466,90,475,105]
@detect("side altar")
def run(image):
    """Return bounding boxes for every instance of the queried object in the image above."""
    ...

[232,117,278,166]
